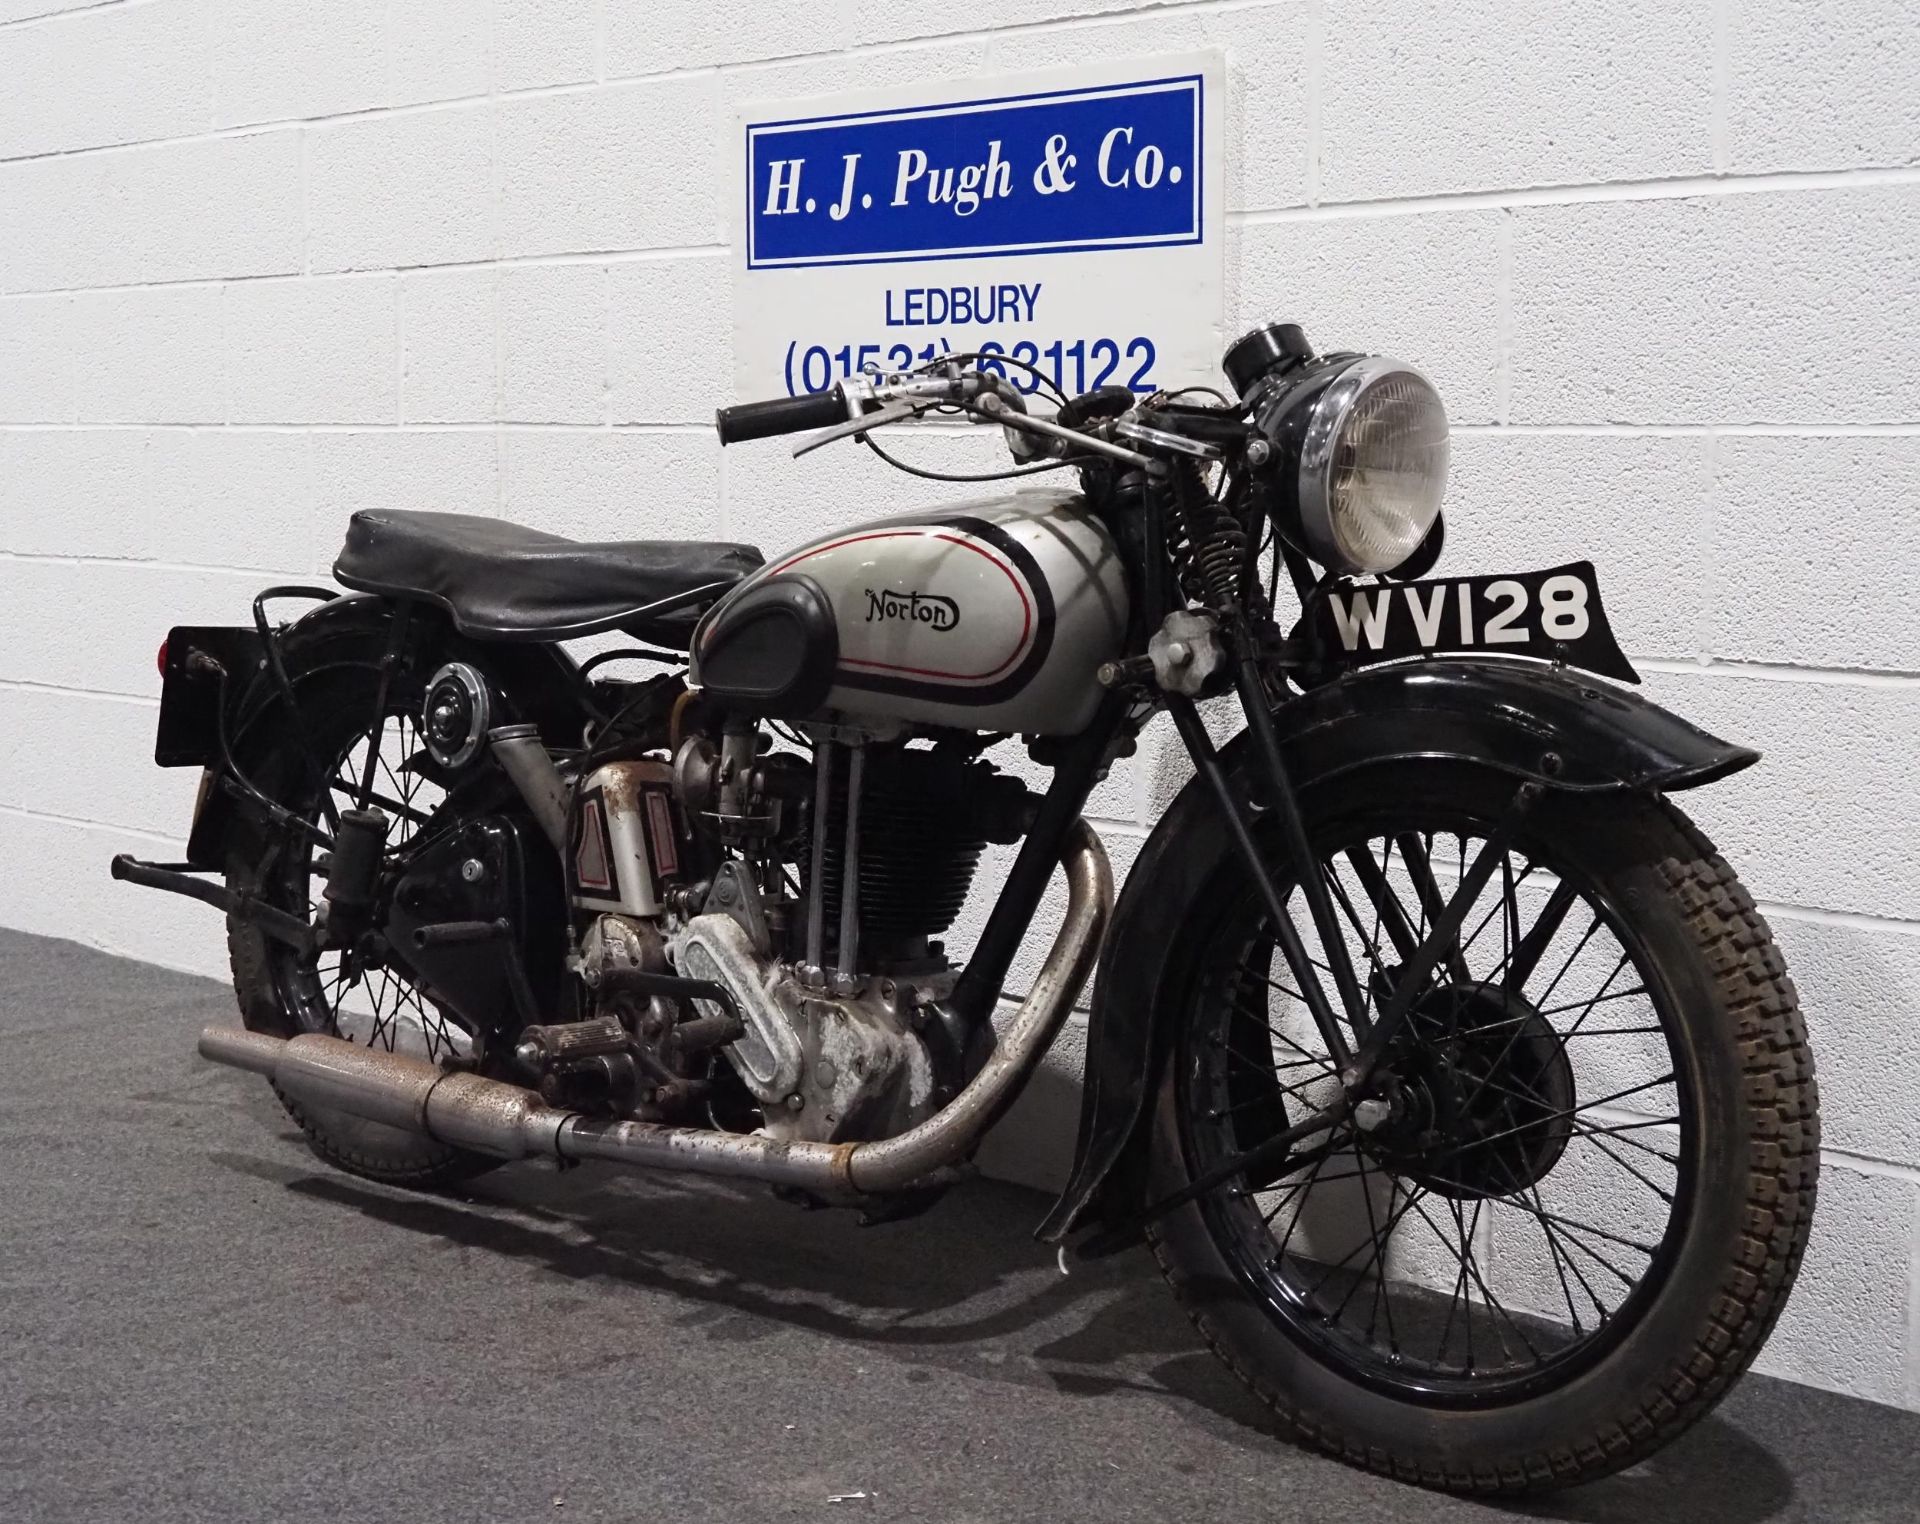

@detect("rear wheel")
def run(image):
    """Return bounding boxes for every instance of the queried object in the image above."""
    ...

[1145,762,1817,1493]
[226,666,495,1187]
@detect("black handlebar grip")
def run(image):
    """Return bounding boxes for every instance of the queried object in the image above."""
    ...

[714,384,849,445]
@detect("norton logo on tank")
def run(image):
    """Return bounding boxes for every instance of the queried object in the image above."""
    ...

[865,589,960,631]
[729,55,1224,725]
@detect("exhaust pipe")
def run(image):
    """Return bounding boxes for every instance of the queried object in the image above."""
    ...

[199,821,1112,1198]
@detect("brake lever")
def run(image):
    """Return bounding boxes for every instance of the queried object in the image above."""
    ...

[791,396,929,458]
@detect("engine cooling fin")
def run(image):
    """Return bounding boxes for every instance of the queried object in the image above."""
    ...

[807,744,1025,966]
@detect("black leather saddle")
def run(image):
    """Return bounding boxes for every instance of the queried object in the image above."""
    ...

[333,511,763,647]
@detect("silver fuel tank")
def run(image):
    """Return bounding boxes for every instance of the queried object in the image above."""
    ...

[692,491,1129,735]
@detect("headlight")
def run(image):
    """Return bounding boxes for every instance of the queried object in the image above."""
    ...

[1297,356,1448,574]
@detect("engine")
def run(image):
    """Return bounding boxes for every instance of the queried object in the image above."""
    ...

[810,745,1031,973]
[568,725,1033,1149]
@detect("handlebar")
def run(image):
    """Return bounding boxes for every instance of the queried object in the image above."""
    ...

[714,384,850,445]
[713,367,1183,472]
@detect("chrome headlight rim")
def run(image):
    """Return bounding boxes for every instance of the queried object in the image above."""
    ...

[1296,354,1447,575]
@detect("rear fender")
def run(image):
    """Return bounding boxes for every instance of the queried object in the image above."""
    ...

[1034,657,1757,1243]
[182,594,589,866]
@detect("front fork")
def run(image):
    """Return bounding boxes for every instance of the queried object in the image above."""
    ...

[1169,657,1539,1087]
[1080,632,1540,1253]
[1148,463,1540,1132]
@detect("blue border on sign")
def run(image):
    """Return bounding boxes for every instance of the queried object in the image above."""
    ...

[743,73,1207,271]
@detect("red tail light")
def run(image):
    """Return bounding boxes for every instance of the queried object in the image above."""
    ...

[156,639,169,677]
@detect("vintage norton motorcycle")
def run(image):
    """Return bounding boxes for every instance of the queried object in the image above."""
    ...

[122,323,1817,1493]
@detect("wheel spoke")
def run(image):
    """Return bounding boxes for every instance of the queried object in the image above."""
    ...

[325,777,432,826]
[1212,1063,1333,1117]
[1452,946,1636,1120]
[1535,1216,1646,1290]
[1457,1197,1532,1367]
[1568,1117,1680,1164]
[1576,1131,1677,1204]
[1433,1196,1473,1367]
[1216,1046,1333,1082]
[1532,915,1604,1013]
[1505,878,1578,993]
[1519,1185,1588,1334]
[1344,838,1420,970]
[1447,1073,1677,1157]
[1458,857,1535,966]
[1217,1039,1336,1095]
[1224,994,1339,1072]
[1355,1156,1401,1353]
[1187,795,1696,1398]
[1320,852,1402,1023]
[1295,1172,1430,1291]
[1395,832,1472,983]
[1529,1180,1611,1322]
[1564,1114,1684,1143]
[1257,974,1311,1006]
[1270,1143,1339,1249]
[1509,1199,1660,1258]
[1536,985,1651,1020]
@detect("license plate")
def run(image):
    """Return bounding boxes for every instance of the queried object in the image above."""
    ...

[155,625,264,766]
[1309,560,1638,684]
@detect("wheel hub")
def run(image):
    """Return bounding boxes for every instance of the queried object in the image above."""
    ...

[1365,981,1573,1200]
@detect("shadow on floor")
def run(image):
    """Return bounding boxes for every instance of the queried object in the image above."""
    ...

[7,926,1913,1524]
[214,1140,1873,1524]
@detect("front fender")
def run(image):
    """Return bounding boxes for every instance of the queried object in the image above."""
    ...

[1034,657,1756,1243]
[1267,656,1756,794]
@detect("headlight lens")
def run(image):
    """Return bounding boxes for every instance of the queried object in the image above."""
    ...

[1297,357,1448,573]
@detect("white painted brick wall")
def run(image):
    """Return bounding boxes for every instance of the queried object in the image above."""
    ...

[1,0,1916,1411]
[308,108,497,274]
[388,0,491,106]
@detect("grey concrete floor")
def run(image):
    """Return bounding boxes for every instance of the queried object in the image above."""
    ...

[3,927,1917,1524]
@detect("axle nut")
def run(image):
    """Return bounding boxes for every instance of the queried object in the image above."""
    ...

[1353,1097,1392,1133]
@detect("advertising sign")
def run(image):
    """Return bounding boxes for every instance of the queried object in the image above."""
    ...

[731,53,1226,404]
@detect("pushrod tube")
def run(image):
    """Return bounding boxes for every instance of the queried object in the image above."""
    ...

[488,725,571,853]
[806,738,835,978]
[836,740,864,982]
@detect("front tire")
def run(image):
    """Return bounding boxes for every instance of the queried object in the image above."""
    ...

[1145,762,1817,1493]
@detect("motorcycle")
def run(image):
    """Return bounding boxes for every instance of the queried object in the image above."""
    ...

[120,322,1818,1494]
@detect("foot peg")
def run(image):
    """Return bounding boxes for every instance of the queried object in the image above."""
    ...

[110,855,315,956]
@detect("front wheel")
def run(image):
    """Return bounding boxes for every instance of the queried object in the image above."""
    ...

[1145,762,1817,1493]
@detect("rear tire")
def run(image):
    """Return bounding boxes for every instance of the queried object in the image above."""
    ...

[1144,763,1817,1494]
[225,662,497,1189]
[228,861,495,1190]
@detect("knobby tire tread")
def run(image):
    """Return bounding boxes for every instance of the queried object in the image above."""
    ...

[1145,796,1818,1495]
